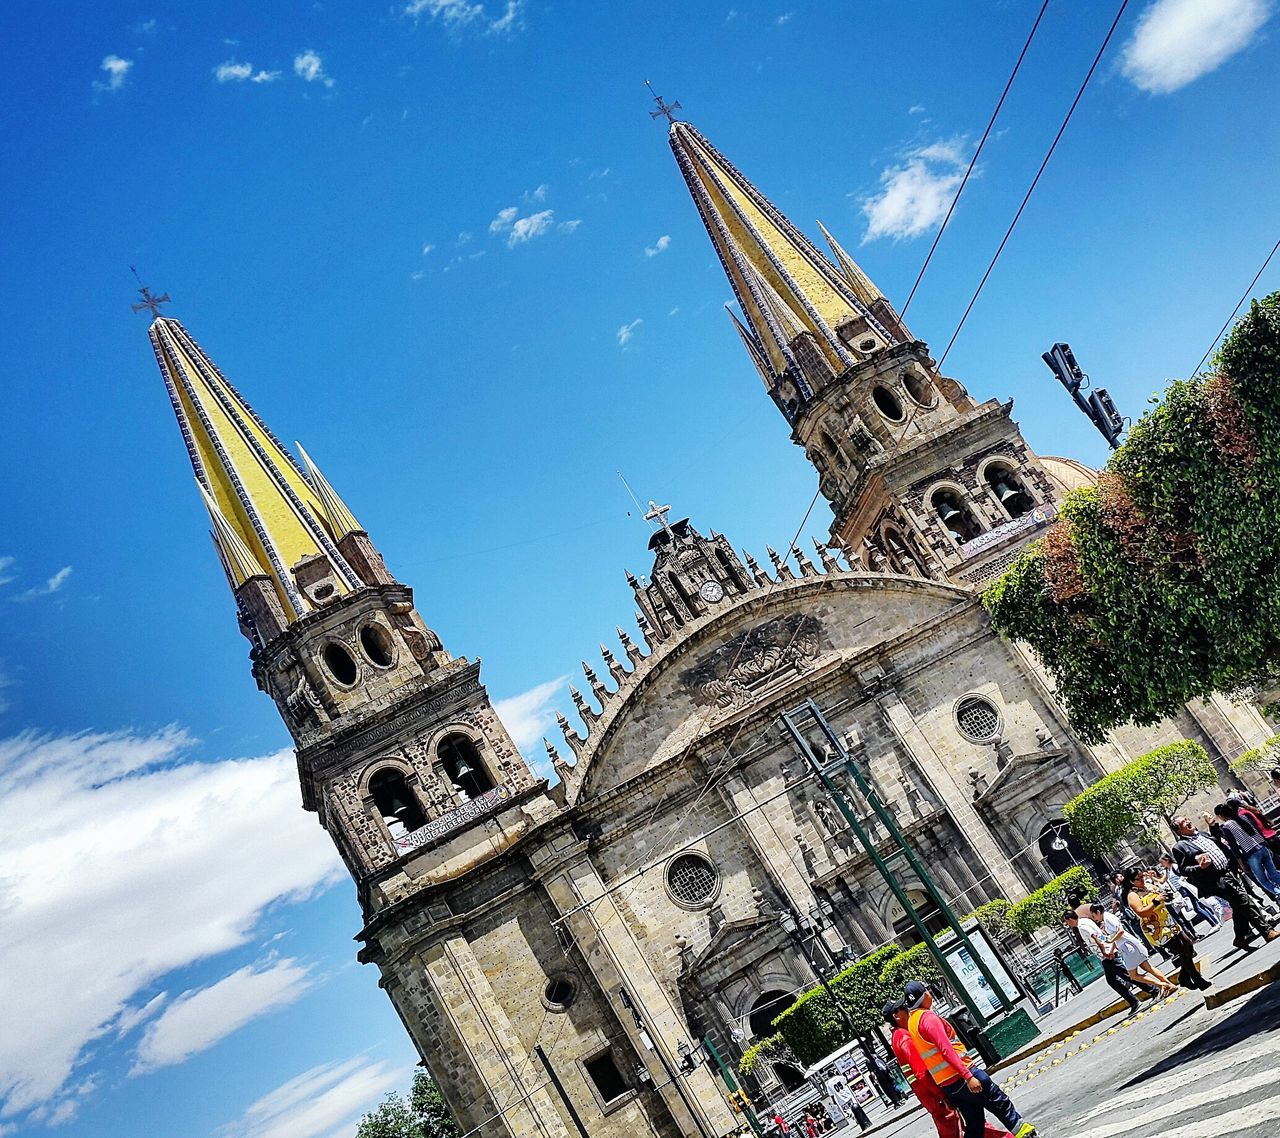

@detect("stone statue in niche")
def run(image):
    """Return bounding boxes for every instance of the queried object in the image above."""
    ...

[681,613,823,708]
[813,798,842,836]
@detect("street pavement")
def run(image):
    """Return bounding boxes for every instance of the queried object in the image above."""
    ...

[840,925,1280,1138]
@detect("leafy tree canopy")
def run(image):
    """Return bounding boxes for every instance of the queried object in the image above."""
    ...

[984,292,1280,742]
[356,1072,459,1138]
[1063,741,1217,855]
[1005,866,1097,938]
[1231,733,1280,777]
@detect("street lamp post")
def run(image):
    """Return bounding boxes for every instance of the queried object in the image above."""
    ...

[778,905,860,1039]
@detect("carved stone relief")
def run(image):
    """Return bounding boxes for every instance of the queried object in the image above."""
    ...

[681,614,823,709]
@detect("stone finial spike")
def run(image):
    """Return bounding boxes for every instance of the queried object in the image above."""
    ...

[625,569,641,589]
[813,538,840,573]
[582,660,609,703]
[618,625,646,667]
[766,545,795,581]
[544,736,573,778]
[556,710,586,755]
[601,642,627,684]
[743,550,772,586]
[791,543,817,578]
[635,609,658,649]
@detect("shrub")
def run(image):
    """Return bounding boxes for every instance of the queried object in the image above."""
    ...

[1063,741,1217,854]
[965,900,1012,942]
[739,1033,786,1077]
[879,941,944,994]
[1006,867,1097,938]
[984,292,1280,743]
[1231,734,1280,777]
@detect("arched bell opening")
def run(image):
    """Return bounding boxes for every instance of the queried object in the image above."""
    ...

[369,768,427,839]
[437,733,495,800]
[984,464,1035,520]
[931,489,983,544]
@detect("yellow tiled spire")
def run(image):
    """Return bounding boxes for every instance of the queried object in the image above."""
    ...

[668,121,899,380]
[296,443,362,540]
[816,220,884,307]
[148,315,362,619]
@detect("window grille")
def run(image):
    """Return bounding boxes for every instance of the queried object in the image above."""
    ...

[666,854,718,905]
[956,696,1001,742]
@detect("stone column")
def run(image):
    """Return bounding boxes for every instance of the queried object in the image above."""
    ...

[420,934,573,1138]
[538,844,735,1138]
[872,688,1025,899]
[720,770,816,912]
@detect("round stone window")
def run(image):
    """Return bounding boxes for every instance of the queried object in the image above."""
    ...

[666,853,719,908]
[359,622,396,668]
[542,976,576,1012]
[872,385,905,422]
[323,641,359,686]
[955,695,1001,742]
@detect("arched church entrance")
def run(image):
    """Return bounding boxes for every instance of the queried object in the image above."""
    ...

[1039,820,1092,879]
[889,888,947,945]
[748,989,793,1041]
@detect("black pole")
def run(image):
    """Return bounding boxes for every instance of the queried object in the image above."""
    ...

[784,919,859,1038]
[534,1044,590,1138]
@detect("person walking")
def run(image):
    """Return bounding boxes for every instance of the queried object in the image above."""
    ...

[1212,803,1280,898]
[901,981,1035,1138]
[1064,911,1150,1016]
[866,1048,905,1107]
[886,999,1009,1138]
[1121,866,1211,991]
[1227,789,1280,854]
[1156,853,1220,932]
[1170,815,1279,950]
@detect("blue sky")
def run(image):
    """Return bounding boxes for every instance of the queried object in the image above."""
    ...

[1,2,1277,1136]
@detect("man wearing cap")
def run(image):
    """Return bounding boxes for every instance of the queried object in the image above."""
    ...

[902,981,1034,1138]
[886,996,1010,1138]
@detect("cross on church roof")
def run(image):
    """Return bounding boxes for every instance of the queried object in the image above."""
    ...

[130,268,171,319]
[644,499,675,538]
[645,80,681,124]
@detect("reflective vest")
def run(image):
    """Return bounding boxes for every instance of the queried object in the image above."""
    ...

[907,1008,972,1086]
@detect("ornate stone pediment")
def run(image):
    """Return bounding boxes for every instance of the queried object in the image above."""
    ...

[681,613,823,709]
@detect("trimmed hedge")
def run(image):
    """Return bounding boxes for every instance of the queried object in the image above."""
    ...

[1006,867,1097,938]
[1063,740,1218,855]
[879,941,943,994]
[967,899,1012,943]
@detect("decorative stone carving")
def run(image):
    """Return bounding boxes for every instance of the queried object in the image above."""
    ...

[681,613,823,708]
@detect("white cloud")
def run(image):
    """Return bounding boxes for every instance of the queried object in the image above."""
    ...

[133,960,314,1074]
[0,556,15,587]
[405,0,525,35]
[93,55,132,95]
[488,205,518,234]
[908,104,926,115]
[0,729,343,1122]
[221,1057,409,1138]
[16,565,71,601]
[1121,0,1271,94]
[421,242,435,255]
[456,230,473,245]
[215,60,281,84]
[617,318,643,348]
[860,138,967,243]
[558,219,582,234]
[133,18,158,35]
[525,182,549,202]
[507,209,555,246]
[777,11,794,24]
[644,234,672,258]
[494,677,568,761]
[293,50,334,88]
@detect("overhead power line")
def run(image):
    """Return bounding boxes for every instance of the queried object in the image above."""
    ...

[937,0,1132,369]
[1191,235,1280,377]
[900,0,1051,320]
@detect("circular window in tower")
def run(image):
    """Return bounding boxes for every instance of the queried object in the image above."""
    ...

[542,976,577,1012]
[666,853,720,909]
[955,695,1001,743]
[871,385,905,422]
[323,641,359,686]
[902,370,937,408]
[359,621,396,668]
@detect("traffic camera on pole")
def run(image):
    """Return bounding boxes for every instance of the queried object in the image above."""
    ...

[1041,342,1126,449]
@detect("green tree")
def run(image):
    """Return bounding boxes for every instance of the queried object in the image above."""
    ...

[1230,733,1280,778]
[1005,867,1098,939]
[1063,741,1217,855]
[356,1071,459,1138]
[984,291,1280,743]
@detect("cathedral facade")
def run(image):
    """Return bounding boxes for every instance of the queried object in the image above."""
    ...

[142,117,1270,1138]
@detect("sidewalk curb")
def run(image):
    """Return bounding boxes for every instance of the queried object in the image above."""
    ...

[1203,962,1280,1009]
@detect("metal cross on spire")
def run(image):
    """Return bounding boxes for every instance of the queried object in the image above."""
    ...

[645,80,681,124]
[129,267,170,319]
[644,499,675,538]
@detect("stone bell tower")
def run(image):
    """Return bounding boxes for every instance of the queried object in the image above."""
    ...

[145,305,572,1138]
[668,119,1064,589]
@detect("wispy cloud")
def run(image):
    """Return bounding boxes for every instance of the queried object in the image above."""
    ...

[214,60,281,84]
[93,55,132,95]
[133,18,158,35]
[1121,0,1271,94]
[494,677,568,766]
[617,318,643,349]
[508,209,555,246]
[220,1057,410,1138]
[776,11,794,24]
[293,50,334,88]
[0,729,343,1122]
[558,219,582,234]
[524,182,549,203]
[860,138,968,243]
[15,566,71,602]
[489,205,519,234]
[644,234,672,258]
[132,960,314,1074]
[421,242,435,255]
[405,0,526,36]
[0,556,15,587]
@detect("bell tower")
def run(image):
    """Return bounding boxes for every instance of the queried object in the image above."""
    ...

[668,119,1063,588]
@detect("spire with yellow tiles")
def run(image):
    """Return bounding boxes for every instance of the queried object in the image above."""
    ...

[668,120,905,397]
[145,310,364,622]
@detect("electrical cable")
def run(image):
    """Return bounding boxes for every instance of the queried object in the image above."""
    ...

[937,0,1131,369]
[1190,235,1280,377]
[900,0,1051,320]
